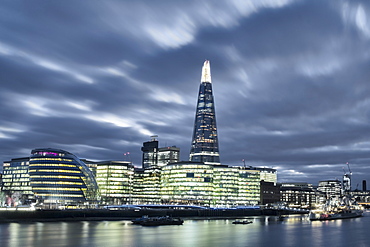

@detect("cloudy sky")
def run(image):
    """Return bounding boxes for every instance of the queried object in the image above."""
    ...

[1,0,370,187]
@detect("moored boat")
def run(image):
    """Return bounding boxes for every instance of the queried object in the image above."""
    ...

[131,215,150,224]
[232,220,253,224]
[309,196,363,221]
[132,216,184,226]
[309,209,363,221]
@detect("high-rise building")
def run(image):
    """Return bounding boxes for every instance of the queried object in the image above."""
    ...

[343,173,351,192]
[141,136,159,168]
[190,60,220,165]
[343,162,352,193]
[141,136,180,168]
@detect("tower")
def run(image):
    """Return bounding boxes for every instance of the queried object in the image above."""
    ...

[141,135,180,168]
[189,60,220,165]
[141,135,159,168]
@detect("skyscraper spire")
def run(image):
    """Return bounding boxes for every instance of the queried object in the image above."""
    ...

[189,60,220,165]
[201,60,212,83]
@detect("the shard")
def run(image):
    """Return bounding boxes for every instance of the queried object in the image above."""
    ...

[189,60,220,165]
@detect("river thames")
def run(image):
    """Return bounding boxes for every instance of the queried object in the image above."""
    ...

[0,212,368,247]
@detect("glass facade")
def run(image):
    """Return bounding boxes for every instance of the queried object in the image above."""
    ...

[141,137,159,168]
[212,166,239,206]
[280,183,317,208]
[190,60,220,165]
[1,158,33,206]
[132,166,162,204]
[317,180,342,199]
[29,148,99,204]
[161,162,214,206]
[161,162,261,207]
[95,161,134,205]
[246,167,277,185]
[157,146,180,167]
[237,168,261,205]
[141,137,180,168]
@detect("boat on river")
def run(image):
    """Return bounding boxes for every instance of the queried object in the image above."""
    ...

[232,220,253,224]
[309,210,363,221]
[132,216,184,226]
[309,196,363,221]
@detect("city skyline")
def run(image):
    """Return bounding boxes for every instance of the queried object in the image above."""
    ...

[1,1,370,187]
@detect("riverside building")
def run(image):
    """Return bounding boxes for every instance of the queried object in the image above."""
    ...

[95,161,134,205]
[279,183,317,209]
[160,162,261,206]
[132,166,162,204]
[1,158,33,206]
[29,148,99,206]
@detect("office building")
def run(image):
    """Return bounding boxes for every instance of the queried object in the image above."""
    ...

[1,158,33,206]
[317,180,342,199]
[157,146,180,167]
[236,167,261,205]
[189,60,220,165]
[29,148,99,205]
[260,181,281,205]
[160,162,261,207]
[279,183,317,209]
[95,161,134,205]
[132,166,162,204]
[247,167,277,185]
[343,173,351,192]
[141,136,159,168]
[142,136,180,168]
[212,165,238,206]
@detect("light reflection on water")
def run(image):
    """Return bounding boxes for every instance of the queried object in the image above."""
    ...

[0,213,369,247]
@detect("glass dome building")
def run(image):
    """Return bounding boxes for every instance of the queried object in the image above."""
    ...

[29,148,99,204]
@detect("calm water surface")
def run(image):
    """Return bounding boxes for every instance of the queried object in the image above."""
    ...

[0,212,369,247]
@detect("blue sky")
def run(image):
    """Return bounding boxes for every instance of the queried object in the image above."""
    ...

[1,0,370,187]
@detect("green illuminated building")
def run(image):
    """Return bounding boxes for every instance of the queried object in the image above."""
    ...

[95,161,134,205]
[132,166,162,204]
[160,162,261,207]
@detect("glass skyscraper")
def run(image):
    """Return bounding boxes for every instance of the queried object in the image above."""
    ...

[190,60,220,165]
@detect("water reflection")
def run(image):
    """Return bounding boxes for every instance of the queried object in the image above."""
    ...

[0,214,369,247]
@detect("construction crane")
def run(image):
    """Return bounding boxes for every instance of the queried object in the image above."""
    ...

[347,162,352,176]
[343,162,352,192]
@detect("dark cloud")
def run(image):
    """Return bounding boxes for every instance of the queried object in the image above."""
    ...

[1,0,370,188]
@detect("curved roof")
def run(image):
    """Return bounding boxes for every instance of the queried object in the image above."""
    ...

[31,148,74,156]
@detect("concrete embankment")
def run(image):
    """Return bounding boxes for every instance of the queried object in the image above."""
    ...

[0,208,308,222]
